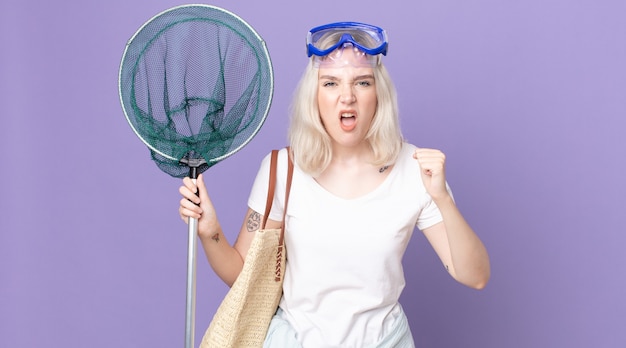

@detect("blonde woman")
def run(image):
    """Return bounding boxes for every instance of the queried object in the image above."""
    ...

[179,22,490,347]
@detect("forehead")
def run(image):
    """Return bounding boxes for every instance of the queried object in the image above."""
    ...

[316,46,377,69]
[317,66,375,81]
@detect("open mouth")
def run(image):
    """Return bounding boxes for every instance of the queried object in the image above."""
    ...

[340,112,357,131]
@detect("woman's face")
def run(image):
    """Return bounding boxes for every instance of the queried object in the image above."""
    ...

[316,48,378,148]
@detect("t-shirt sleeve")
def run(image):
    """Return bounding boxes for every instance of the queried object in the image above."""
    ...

[415,183,454,231]
[247,151,284,222]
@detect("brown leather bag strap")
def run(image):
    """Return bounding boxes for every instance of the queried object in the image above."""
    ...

[261,150,279,229]
[261,148,293,229]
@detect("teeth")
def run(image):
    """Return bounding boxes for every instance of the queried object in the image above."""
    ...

[341,113,355,118]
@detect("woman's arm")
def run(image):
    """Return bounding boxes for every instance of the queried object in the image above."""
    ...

[178,173,281,287]
[414,148,491,289]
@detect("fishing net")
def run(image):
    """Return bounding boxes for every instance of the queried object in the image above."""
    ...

[119,4,273,178]
[117,5,273,347]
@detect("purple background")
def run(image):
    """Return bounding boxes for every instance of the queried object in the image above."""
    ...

[1,0,625,347]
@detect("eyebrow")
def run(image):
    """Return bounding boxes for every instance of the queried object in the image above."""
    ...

[318,74,375,81]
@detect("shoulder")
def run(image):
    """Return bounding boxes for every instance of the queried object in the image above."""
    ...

[256,147,292,185]
[249,148,291,216]
[261,147,290,160]
[277,147,290,162]
[401,142,418,153]
[394,142,418,167]
[258,147,289,168]
[391,142,426,189]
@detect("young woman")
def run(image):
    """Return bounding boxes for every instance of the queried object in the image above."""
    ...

[179,22,490,347]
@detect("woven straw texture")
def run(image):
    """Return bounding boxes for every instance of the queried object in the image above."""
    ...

[200,226,285,348]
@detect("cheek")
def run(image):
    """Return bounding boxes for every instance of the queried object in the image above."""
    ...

[359,91,378,114]
[317,90,335,114]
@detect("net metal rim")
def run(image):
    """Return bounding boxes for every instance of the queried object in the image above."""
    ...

[118,3,274,163]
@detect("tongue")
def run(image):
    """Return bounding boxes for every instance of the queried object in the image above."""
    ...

[340,117,356,131]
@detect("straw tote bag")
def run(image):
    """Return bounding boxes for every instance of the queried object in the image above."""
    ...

[200,148,294,348]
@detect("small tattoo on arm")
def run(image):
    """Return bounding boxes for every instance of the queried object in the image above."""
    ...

[246,211,261,232]
[211,233,220,243]
[445,264,450,272]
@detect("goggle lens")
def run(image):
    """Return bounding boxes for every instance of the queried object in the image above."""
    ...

[312,43,380,68]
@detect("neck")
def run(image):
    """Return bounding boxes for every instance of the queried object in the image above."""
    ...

[330,141,372,165]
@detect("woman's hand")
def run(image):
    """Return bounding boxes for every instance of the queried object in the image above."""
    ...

[413,148,449,201]
[178,173,220,238]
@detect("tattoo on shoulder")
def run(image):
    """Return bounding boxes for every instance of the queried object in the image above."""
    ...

[246,211,261,232]
[445,264,450,272]
[211,233,220,243]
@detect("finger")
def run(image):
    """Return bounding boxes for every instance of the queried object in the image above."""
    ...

[420,162,444,176]
[180,197,202,212]
[181,177,200,199]
[414,155,445,179]
[179,208,200,222]
[179,205,193,223]
[179,185,201,205]
[414,154,441,168]
[180,198,202,218]
[414,148,444,159]
[414,150,445,167]
[182,176,197,190]
[195,174,214,212]
[196,174,208,200]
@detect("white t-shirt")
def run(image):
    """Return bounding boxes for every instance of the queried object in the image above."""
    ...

[248,143,448,347]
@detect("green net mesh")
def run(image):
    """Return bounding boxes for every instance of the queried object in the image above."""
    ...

[119,5,273,178]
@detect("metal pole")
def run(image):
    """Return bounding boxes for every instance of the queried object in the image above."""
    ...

[185,217,198,348]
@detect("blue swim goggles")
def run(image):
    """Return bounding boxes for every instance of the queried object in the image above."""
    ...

[306,21,389,58]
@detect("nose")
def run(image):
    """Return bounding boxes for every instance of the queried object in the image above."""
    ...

[340,87,356,104]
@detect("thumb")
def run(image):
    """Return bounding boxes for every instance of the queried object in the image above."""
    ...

[195,173,208,200]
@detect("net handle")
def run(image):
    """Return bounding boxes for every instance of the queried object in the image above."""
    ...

[185,213,198,348]
[185,165,200,348]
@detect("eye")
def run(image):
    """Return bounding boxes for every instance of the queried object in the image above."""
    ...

[322,80,337,87]
[355,79,373,88]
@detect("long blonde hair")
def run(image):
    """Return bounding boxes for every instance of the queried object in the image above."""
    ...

[288,31,403,175]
